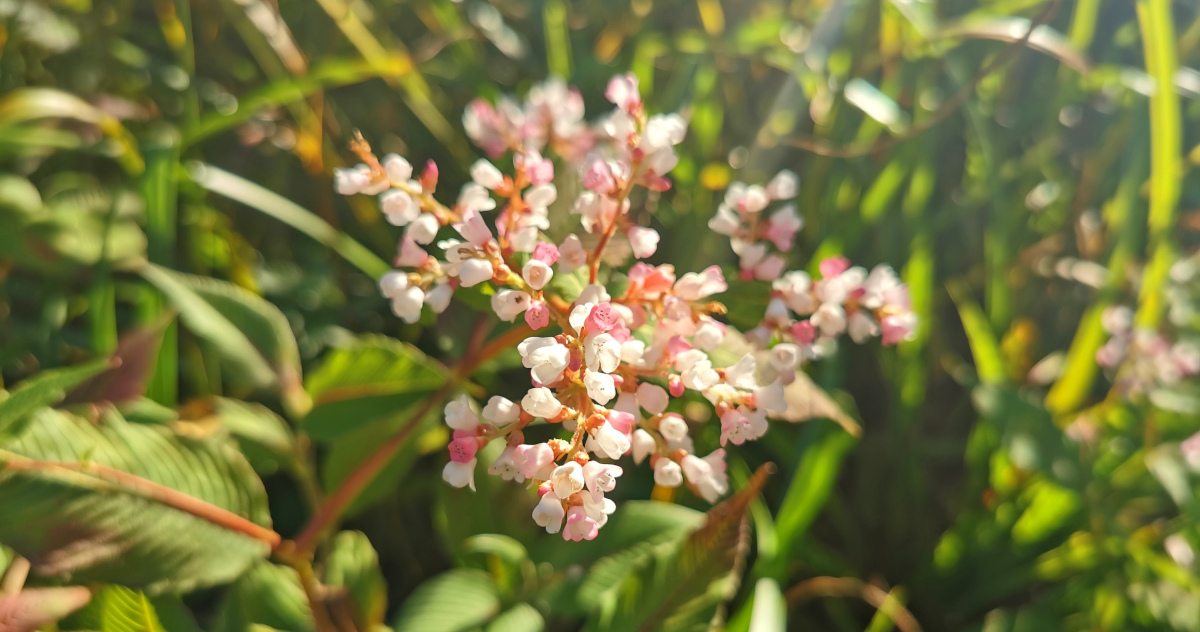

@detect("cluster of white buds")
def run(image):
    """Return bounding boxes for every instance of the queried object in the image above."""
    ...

[336,74,918,541]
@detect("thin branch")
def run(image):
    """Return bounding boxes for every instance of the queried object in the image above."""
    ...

[0,459,281,548]
[291,386,450,556]
[785,0,1064,158]
[785,576,922,632]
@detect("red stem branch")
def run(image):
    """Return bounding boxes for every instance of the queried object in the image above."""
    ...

[0,459,282,548]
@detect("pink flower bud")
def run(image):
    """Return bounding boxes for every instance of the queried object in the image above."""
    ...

[819,255,851,279]
[420,159,439,191]
[525,153,555,185]
[532,241,561,265]
[791,320,817,345]
[583,160,616,193]
[667,335,692,357]
[668,374,685,397]
[448,437,479,463]
[525,301,551,329]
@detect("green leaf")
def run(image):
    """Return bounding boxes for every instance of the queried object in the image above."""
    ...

[0,358,113,436]
[759,421,858,581]
[140,265,306,411]
[174,273,307,415]
[188,163,390,279]
[486,603,544,632]
[174,398,295,475]
[325,531,388,628]
[0,587,93,632]
[582,465,773,632]
[391,569,501,632]
[0,408,272,593]
[139,264,277,391]
[302,335,449,441]
[947,279,1007,385]
[62,585,165,632]
[212,563,312,632]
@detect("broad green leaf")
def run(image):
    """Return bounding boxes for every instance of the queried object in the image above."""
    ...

[212,563,312,632]
[462,534,530,567]
[0,357,112,436]
[62,585,165,632]
[303,335,449,441]
[140,265,306,411]
[325,531,388,628]
[173,273,307,415]
[0,586,92,632]
[0,408,272,593]
[139,264,277,391]
[175,398,295,475]
[486,603,544,632]
[391,569,501,632]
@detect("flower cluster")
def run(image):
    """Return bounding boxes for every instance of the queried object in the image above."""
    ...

[337,74,917,541]
[1097,306,1199,398]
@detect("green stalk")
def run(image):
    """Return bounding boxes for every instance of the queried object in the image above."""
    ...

[1134,0,1182,329]
[140,132,182,406]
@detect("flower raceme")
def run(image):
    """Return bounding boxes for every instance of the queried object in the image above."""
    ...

[335,74,918,541]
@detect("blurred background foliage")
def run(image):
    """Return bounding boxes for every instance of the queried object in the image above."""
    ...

[2,0,1200,630]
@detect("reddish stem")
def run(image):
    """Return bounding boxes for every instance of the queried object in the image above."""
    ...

[0,459,282,548]
[292,388,446,556]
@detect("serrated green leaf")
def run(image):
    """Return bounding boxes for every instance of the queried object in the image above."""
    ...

[302,335,449,441]
[325,531,388,628]
[63,585,165,632]
[0,408,272,593]
[392,569,500,632]
[0,358,113,436]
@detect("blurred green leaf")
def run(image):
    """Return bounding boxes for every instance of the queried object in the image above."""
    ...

[62,585,165,632]
[212,563,312,632]
[302,335,449,441]
[0,357,112,436]
[324,531,388,628]
[486,603,544,632]
[391,569,500,632]
[140,264,278,391]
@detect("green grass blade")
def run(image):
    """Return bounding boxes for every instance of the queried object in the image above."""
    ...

[188,163,390,279]
[1134,0,1181,329]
